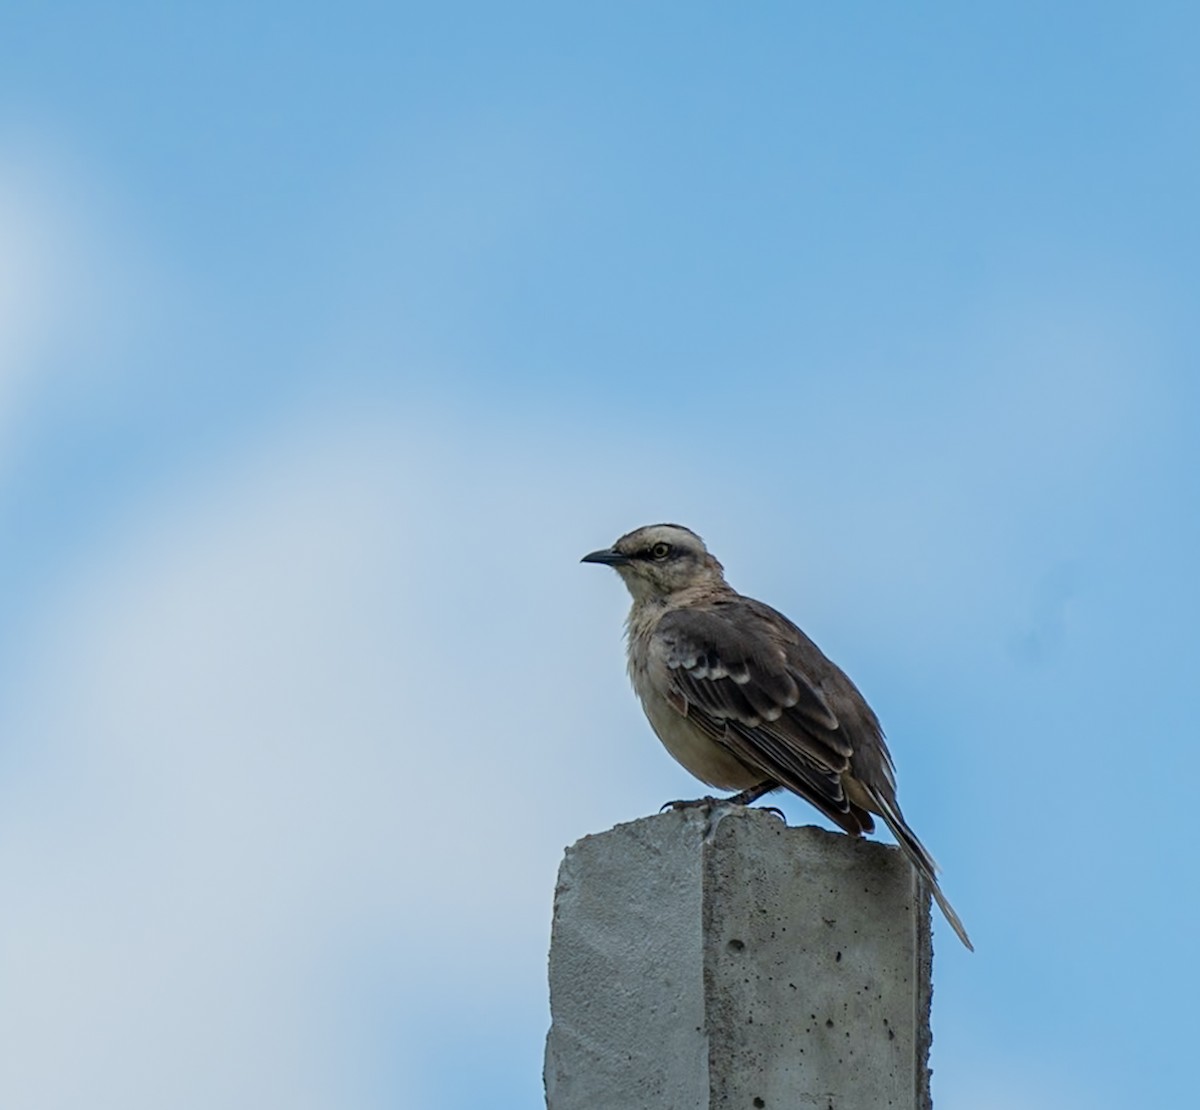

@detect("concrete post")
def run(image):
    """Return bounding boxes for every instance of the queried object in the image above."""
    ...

[544,808,932,1110]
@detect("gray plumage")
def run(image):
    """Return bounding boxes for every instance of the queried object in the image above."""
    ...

[582,522,972,951]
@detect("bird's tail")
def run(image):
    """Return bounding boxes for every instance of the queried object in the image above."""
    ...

[874,797,974,952]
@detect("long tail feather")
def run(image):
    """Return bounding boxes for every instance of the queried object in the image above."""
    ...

[874,800,974,952]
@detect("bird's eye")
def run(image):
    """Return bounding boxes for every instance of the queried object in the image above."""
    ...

[651,542,671,559]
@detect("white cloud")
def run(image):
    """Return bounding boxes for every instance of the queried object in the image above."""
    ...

[0,142,157,467]
[0,407,671,1109]
[0,162,59,409]
[0,356,1156,1106]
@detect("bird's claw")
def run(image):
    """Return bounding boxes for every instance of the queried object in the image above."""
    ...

[660,796,786,822]
[660,795,720,813]
[659,795,785,842]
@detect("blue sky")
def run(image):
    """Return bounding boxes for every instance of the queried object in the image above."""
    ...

[1,4,1197,1107]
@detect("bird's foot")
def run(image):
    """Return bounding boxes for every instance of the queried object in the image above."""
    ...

[660,795,721,813]
[660,792,786,843]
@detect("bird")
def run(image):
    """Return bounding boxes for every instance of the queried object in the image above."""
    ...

[581,522,973,951]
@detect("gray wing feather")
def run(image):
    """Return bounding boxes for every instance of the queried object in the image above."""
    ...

[654,598,974,950]
[654,603,862,823]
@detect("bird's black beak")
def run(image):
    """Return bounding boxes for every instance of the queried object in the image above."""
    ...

[581,547,631,567]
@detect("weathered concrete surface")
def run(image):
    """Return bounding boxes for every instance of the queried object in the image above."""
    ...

[544,808,932,1110]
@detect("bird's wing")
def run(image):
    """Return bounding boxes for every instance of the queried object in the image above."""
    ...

[654,599,974,949]
[653,602,866,829]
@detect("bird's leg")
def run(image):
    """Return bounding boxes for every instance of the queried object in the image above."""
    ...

[725,781,780,807]
[660,779,780,812]
[725,780,787,823]
[660,780,784,841]
[660,794,719,812]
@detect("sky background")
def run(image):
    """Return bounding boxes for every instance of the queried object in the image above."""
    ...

[1,4,1197,1107]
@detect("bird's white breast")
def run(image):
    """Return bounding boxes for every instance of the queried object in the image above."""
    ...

[635,680,761,790]
[625,605,759,791]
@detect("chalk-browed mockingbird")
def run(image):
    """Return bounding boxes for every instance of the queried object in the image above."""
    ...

[583,522,972,951]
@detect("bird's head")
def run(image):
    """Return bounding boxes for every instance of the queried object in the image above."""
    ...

[581,523,726,603]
